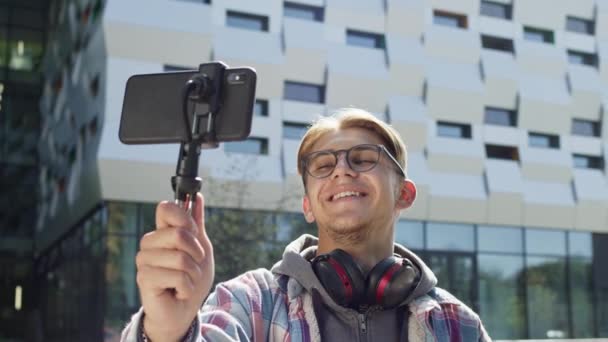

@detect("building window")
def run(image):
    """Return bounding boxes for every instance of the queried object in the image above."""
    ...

[437,121,472,139]
[484,107,517,126]
[284,2,323,22]
[283,122,308,140]
[346,29,385,49]
[283,81,325,103]
[433,10,468,29]
[254,99,268,117]
[480,1,512,20]
[566,16,594,35]
[481,35,514,53]
[524,26,554,44]
[567,50,598,67]
[226,10,269,32]
[529,132,560,149]
[224,137,268,155]
[573,154,604,170]
[571,119,600,137]
[486,144,519,161]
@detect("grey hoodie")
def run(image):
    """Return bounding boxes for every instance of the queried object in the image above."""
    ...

[271,235,438,342]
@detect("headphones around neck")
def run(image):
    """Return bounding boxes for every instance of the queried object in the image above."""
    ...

[311,249,420,310]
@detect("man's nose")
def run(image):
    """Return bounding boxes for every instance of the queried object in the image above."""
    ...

[332,153,356,178]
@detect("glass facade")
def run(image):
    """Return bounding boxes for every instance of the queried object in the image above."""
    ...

[395,220,605,339]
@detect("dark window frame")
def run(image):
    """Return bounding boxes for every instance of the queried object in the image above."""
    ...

[224,137,269,155]
[346,29,386,49]
[437,121,472,139]
[226,10,269,32]
[254,99,269,117]
[566,16,595,35]
[433,10,468,29]
[484,107,517,127]
[486,144,520,161]
[573,154,604,170]
[282,121,309,140]
[283,80,325,103]
[523,26,554,44]
[284,1,324,22]
[571,118,601,137]
[480,1,512,20]
[528,132,560,149]
[481,34,515,53]
[567,50,598,67]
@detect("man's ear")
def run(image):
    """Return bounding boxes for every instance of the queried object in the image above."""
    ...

[396,179,417,210]
[302,195,316,223]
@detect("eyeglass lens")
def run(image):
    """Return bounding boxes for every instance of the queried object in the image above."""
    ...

[307,145,380,177]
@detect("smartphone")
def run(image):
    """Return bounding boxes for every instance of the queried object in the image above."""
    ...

[119,64,257,144]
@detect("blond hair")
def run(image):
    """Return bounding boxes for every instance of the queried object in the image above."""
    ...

[297,108,408,184]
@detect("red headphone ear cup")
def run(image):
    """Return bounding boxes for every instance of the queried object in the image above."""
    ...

[366,257,420,309]
[312,249,366,308]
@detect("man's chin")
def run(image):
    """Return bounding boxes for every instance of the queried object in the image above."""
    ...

[323,219,371,244]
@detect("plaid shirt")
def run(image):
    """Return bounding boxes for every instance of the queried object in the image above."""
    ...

[122,268,490,341]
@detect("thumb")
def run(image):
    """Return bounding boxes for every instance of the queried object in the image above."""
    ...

[192,193,211,245]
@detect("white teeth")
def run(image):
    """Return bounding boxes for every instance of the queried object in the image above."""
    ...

[332,191,361,201]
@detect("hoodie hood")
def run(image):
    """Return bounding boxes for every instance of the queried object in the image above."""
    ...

[271,234,437,312]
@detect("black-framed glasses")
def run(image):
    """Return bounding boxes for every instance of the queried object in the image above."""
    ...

[301,144,406,179]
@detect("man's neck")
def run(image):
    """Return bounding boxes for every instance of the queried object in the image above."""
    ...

[317,229,394,273]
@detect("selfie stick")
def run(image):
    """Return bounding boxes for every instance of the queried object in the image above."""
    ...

[171,62,226,213]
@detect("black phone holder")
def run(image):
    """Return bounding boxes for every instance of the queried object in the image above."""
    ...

[171,61,228,212]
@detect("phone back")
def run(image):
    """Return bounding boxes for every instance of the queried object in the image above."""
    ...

[119,71,196,144]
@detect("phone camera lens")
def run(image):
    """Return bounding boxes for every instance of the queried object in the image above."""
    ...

[228,72,245,84]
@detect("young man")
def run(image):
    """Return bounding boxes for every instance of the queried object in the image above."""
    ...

[122,108,490,341]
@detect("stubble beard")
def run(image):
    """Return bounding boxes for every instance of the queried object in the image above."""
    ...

[322,219,372,247]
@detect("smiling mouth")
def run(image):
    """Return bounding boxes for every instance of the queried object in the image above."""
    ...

[330,191,367,201]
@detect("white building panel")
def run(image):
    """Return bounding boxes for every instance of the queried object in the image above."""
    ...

[387,36,426,97]
[424,25,481,64]
[518,74,571,134]
[566,135,604,156]
[522,179,576,229]
[325,0,385,33]
[481,125,525,147]
[598,41,608,83]
[572,169,608,232]
[563,32,596,53]
[386,0,426,38]
[105,0,213,34]
[513,0,566,31]
[326,45,390,112]
[426,126,484,174]
[401,152,429,220]
[520,147,572,183]
[427,171,487,223]
[481,50,518,108]
[515,39,567,78]
[478,16,518,39]
[425,59,484,123]
[563,0,595,19]
[484,159,524,226]
[388,96,428,152]
[283,19,327,84]
[282,101,325,123]
[104,21,213,67]
[567,65,603,121]
[595,0,608,41]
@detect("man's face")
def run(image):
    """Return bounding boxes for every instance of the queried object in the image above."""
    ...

[301,127,409,239]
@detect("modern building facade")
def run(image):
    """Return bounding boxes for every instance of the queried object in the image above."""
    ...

[99,0,608,340]
[2,0,608,340]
